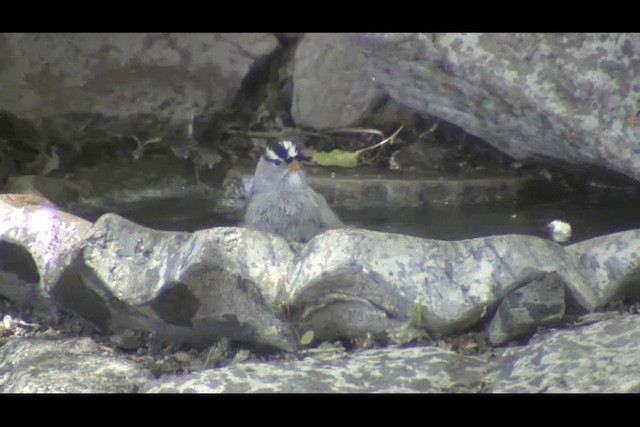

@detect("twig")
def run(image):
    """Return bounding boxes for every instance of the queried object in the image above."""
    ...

[355,125,404,155]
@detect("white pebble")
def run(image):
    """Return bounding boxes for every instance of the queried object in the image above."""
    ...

[547,219,572,243]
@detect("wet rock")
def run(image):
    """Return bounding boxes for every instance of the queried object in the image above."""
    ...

[6,153,551,238]
[5,175,85,210]
[487,272,565,346]
[291,33,383,130]
[0,337,153,393]
[488,313,640,392]
[309,168,538,213]
[5,158,230,231]
[346,33,640,183]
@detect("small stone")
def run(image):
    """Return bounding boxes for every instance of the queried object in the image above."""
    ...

[547,219,572,243]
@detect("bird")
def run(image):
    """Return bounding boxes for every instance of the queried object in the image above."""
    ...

[244,139,343,242]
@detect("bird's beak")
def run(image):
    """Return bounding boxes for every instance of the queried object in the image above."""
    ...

[287,160,301,171]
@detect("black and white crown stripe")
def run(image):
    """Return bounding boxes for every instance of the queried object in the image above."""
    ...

[263,140,308,165]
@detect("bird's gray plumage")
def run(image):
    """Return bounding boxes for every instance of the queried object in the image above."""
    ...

[244,140,343,242]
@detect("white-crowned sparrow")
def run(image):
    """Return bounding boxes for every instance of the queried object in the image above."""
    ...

[244,140,343,242]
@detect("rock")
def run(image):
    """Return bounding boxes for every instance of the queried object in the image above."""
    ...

[2,313,639,393]
[567,229,640,307]
[0,337,153,393]
[2,191,640,392]
[5,175,86,209]
[0,33,278,124]
[5,191,640,355]
[291,33,383,130]
[487,272,565,346]
[51,214,297,352]
[5,158,231,231]
[290,229,595,338]
[309,167,540,214]
[488,313,640,392]
[141,313,640,393]
[0,195,612,352]
[547,219,572,243]
[6,153,555,238]
[0,193,92,316]
[141,344,489,393]
[346,33,640,183]
[0,33,280,170]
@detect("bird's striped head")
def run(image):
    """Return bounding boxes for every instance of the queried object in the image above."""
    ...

[263,140,309,166]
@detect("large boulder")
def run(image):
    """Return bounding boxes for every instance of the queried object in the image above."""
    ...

[0,33,279,155]
[342,33,640,181]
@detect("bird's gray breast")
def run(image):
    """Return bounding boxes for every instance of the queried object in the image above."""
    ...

[244,188,326,241]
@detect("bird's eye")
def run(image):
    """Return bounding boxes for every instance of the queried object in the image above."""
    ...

[273,160,281,166]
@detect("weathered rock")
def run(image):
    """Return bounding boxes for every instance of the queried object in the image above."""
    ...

[290,229,595,338]
[291,33,383,130]
[487,272,565,346]
[5,175,86,210]
[2,312,638,393]
[0,33,278,124]
[346,33,640,183]
[0,33,280,173]
[0,337,153,393]
[51,213,297,351]
[138,312,640,393]
[567,229,640,307]
[310,168,539,213]
[488,313,640,392]
[141,344,489,393]
[0,193,91,315]
[45,156,226,230]
[6,189,640,356]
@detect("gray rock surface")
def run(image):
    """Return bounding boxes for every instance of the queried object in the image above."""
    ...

[0,337,153,393]
[0,33,279,167]
[0,194,91,314]
[291,33,383,129]
[3,193,640,392]
[53,213,297,351]
[487,272,565,346]
[3,33,640,393]
[290,228,595,339]
[0,33,278,123]
[141,344,489,393]
[3,313,637,393]
[345,33,640,182]
[488,313,640,393]
[4,193,638,354]
[567,229,640,307]
[140,312,640,393]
